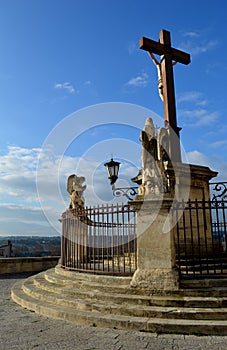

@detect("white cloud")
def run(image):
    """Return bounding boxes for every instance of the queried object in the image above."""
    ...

[185,150,227,181]
[127,41,136,55]
[180,108,219,127]
[183,31,200,38]
[0,146,77,235]
[0,203,60,236]
[178,91,207,106]
[209,140,227,149]
[0,144,138,235]
[179,30,218,57]
[84,80,92,86]
[181,40,218,56]
[185,150,210,166]
[0,146,40,202]
[126,73,149,87]
[205,62,227,76]
[54,82,75,94]
[193,40,218,56]
[178,90,220,127]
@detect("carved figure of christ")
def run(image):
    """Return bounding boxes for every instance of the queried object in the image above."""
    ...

[140,29,190,162]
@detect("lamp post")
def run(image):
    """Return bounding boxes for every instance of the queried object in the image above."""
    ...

[104,158,121,186]
[104,158,138,200]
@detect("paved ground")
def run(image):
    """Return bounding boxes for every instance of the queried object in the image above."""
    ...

[1,274,227,350]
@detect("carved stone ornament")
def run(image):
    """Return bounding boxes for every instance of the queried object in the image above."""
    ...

[67,174,86,209]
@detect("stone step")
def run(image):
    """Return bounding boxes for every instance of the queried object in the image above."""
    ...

[180,277,227,289]
[23,278,92,311]
[11,279,227,335]
[33,272,227,309]
[54,266,227,298]
[33,274,151,306]
[44,268,132,295]
[21,273,227,320]
[55,265,132,286]
[11,281,148,331]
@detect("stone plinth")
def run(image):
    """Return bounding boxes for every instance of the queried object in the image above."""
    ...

[130,196,179,292]
[167,162,218,201]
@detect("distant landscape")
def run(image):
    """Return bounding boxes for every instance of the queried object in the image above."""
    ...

[0,236,61,257]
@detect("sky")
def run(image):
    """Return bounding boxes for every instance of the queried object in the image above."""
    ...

[0,0,227,237]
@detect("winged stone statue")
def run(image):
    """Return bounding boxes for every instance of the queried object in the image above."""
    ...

[139,118,170,196]
[67,174,86,209]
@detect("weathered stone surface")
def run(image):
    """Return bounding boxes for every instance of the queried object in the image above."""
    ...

[130,197,178,291]
[131,268,179,292]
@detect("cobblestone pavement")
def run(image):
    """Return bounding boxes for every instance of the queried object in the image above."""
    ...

[1,274,227,350]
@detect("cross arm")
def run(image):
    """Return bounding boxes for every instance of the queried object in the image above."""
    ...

[140,37,164,56]
[140,37,190,65]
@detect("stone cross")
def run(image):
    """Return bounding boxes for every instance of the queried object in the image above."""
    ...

[140,29,190,162]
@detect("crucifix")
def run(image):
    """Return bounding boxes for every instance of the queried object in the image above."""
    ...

[140,29,191,162]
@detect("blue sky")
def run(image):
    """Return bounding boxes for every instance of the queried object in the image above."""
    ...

[0,0,227,236]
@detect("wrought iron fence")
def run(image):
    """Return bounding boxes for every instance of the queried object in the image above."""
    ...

[174,198,227,278]
[61,182,227,279]
[61,204,137,275]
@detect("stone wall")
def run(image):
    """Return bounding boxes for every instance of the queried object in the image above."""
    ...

[0,256,60,274]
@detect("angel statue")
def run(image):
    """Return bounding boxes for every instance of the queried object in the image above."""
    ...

[67,174,86,209]
[139,117,170,196]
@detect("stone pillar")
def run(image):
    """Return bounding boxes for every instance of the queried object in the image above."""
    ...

[130,196,179,292]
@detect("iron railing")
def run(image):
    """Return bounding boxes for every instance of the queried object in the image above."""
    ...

[210,182,227,202]
[61,204,137,275]
[174,199,227,278]
[61,183,227,279]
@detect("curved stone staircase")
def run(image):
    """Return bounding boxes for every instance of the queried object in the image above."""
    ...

[11,265,227,335]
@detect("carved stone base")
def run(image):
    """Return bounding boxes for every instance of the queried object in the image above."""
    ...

[130,268,179,292]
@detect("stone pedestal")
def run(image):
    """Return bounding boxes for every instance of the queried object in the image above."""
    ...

[130,196,179,292]
[167,162,218,201]
[130,163,218,292]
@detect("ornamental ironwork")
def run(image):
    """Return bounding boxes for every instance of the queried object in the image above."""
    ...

[210,182,227,202]
[112,186,138,200]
